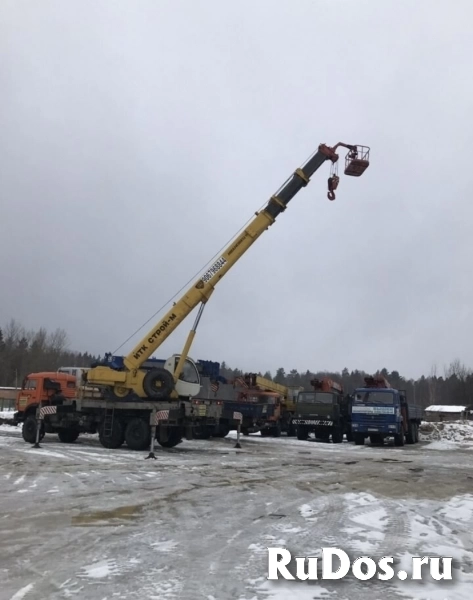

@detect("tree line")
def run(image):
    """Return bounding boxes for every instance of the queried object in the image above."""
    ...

[220,361,473,409]
[0,319,98,387]
[1,319,471,408]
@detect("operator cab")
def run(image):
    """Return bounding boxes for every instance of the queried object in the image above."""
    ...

[163,354,201,398]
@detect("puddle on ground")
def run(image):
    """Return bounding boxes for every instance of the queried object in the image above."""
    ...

[72,504,144,526]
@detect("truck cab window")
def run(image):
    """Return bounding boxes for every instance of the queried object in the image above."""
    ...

[24,379,37,390]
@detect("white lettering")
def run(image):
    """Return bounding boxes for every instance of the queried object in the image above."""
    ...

[352,556,377,580]
[411,556,429,580]
[377,556,395,580]
[267,548,294,580]
[429,557,452,581]
[321,548,351,579]
[295,557,318,580]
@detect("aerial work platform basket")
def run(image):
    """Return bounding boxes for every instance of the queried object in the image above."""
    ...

[344,145,370,177]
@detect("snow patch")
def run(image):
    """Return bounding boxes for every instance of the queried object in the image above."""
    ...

[8,583,34,600]
[343,491,378,506]
[79,559,118,579]
[420,420,473,447]
[151,540,178,552]
[299,503,317,522]
[438,495,473,522]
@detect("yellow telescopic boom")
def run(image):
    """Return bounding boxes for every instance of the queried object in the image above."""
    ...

[87,142,370,399]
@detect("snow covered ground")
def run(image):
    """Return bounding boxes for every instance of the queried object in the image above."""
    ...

[1,425,472,600]
[419,420,473,450]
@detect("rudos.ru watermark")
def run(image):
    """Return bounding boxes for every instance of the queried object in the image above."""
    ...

[267,548,453,581]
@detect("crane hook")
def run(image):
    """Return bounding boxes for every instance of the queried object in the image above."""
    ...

[327,175,340,201]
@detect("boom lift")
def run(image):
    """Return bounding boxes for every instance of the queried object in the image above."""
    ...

[241,373,303,436]
[293,376,351,443]
[85,143,370,403]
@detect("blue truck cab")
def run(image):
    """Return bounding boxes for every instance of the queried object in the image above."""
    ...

[350,375,423,447]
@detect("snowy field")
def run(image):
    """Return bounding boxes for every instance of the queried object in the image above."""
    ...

[1,422,473,600]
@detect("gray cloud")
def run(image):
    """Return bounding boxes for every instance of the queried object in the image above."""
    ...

[1,0,472,379]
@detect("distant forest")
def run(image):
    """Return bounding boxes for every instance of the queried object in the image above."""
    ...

[1,319,472,408]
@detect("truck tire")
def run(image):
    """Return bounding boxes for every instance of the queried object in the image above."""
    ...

[157,427,182,448]
[354,433,365,446]
[272,423,281,438]
[346,431,354,442]
[22,415,45,444]
[125,418,151,450]
[394,432,405,446]
[406,421,416,444]
[286,422,296,437]
[142,368,174,400]
[99,419,124,449]
[412,422,419,443]
[260,428,271,437]
[296,427,308,441]
[332,428,343,444]
[57,428,80,444]
[212,425,230,438]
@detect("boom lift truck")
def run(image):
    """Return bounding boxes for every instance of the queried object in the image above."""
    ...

[240,373,303,437]
[350,375,423,446]
[293,377,350,442]
[20,142,370,451]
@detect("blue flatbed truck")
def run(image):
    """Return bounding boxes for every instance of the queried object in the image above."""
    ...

[350,375,423,447]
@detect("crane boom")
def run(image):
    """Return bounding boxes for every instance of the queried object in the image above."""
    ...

[86,142,370,399]
[125,144,337,371]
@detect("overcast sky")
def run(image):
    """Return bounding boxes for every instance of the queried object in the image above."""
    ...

[1,0,472,380]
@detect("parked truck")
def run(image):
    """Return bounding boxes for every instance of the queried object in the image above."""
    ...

[292,377,351,443]
[13,359,226,448]
[240,373,302,436]
[350,375,423,446]
[14,140,370,452]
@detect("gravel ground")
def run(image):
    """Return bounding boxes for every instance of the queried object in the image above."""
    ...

[1,425,473,600]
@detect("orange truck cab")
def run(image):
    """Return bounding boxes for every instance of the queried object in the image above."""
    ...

[15,372,77,442]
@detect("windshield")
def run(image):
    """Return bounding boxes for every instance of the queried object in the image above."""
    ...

[175,359,200,384]
[23,379,37,390]
[297,392,335,404]
[354,391,395,404]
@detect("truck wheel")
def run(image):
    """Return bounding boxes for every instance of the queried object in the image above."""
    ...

[394,432,405,447]
[332,429,343,444]
[157,427,183,448]
[125,418,151,450]
[413,423,419,443]
[57,428,80,444]
[212,425,230,438]
[22,415,44,444]
[354,433,365,446]
[286,423,296,437]
[99,419,124,449]
[346,431,354,442]
[272,423,281,438]
[260,428,270,437]
[296,427,307,441]
[406,422,416,444]
[143,368,174,400]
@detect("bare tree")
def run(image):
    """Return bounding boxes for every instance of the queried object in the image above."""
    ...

[428,363,438,406]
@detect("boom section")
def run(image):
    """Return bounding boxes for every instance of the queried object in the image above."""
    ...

[124,144,338,371]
